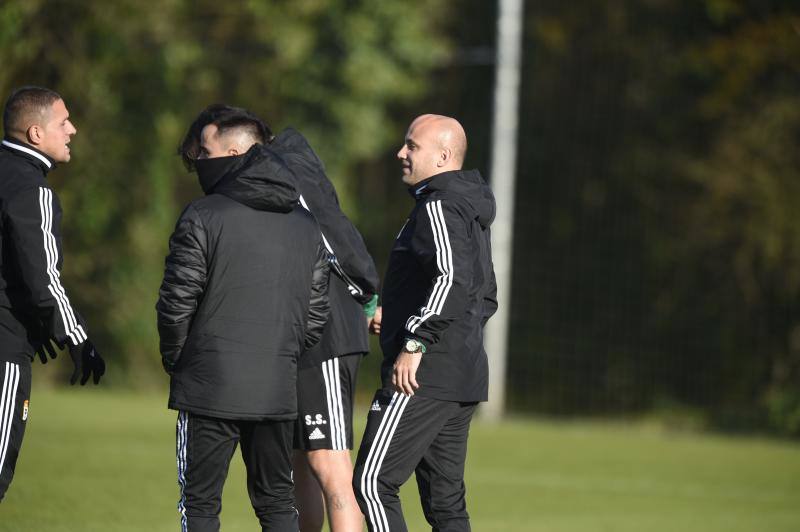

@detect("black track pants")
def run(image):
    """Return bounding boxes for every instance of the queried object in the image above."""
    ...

[0,360,31,502]
[175,411,299,532]
[353,389,477,532]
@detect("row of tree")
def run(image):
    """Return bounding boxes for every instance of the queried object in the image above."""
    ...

[2,0,798,435]
[0,0,447,383]
[355,0,800,435]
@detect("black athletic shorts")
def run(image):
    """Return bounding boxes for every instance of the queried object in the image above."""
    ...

[294,354,361,451]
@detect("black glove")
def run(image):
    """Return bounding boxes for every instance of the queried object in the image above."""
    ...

[68,339,106,385]
[34,338,60,364]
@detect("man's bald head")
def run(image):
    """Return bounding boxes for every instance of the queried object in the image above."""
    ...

[397,114,468,186]
[410,114,467,165]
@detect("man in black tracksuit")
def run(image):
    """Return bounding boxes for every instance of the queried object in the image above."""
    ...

[271,128,379,532]
[0,87,106,502]
[157,107,330,532]
[353,114,497,532]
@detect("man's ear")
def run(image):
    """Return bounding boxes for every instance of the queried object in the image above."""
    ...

[437,147,452,167]
[227,148,240,157]
[27,125,43,146]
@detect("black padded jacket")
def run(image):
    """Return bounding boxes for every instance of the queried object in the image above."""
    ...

[156,144,330,420]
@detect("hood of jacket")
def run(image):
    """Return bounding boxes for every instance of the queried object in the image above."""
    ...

[270,128,324,171]
[412,169,496,228]
[195,144,299,212]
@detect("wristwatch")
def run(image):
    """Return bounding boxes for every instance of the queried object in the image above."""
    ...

[403,338,426,354]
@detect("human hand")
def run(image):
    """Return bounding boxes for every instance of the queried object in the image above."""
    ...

[392,349,422,396]
[162,356,177,375]
[68,339,106,385]
[368,306,382,335]
[34,338,59,364]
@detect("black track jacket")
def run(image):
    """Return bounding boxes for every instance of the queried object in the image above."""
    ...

[380,170,498,402]
[157,145,330,420]
[271,129,379,368]
[0,139,88,364]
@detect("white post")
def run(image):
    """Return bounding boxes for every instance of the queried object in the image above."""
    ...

[482,0,524,421]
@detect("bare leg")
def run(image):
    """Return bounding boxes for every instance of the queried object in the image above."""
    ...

[293,450,325,532]
[307,449,363,532]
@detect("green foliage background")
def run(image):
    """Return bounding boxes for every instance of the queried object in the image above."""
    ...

[502,0,800,435]
[0,0,447,386]
[2,0,800,436]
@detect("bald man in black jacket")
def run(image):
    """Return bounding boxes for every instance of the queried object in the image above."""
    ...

[353,115,497,532]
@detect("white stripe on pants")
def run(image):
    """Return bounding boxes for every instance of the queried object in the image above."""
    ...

[358,392,411,532]
[0,362,20,476]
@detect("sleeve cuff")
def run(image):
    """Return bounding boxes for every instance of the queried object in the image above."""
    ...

[363,294,378,318]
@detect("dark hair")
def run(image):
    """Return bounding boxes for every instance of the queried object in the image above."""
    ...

[178,104,273,171]
[3,86,62,137]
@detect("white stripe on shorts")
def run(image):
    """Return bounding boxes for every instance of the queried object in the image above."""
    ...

[322,358,346,450]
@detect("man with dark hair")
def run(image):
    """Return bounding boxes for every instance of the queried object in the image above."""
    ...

[176,104,380,532]
[177,104,273,170]
[158,104,330,531]
[0,86,106,501]
[353,114,497,532]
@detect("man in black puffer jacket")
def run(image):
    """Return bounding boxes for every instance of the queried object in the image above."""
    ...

[156,106,330,532]
[177,105,380,531]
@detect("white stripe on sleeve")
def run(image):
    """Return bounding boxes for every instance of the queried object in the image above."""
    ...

[38,188,86,345]
[405,200,454,334]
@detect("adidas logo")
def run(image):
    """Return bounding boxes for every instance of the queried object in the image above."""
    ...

[370,401,381,412]
[308,427,326,440]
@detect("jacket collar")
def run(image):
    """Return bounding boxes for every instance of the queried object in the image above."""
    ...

[1,138,56,173]
[407,170,461,200]
[408,176,435,199]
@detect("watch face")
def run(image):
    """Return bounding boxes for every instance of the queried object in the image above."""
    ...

[405,339,421,352]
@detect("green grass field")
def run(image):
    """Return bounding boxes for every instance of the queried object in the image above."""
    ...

[2,384,799,532]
